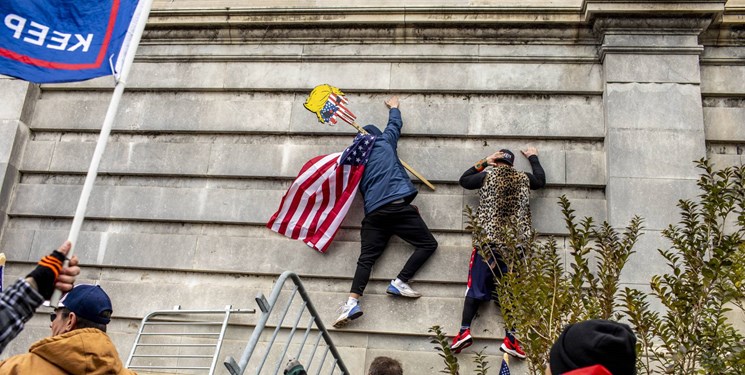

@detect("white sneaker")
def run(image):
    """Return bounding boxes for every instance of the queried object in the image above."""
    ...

[386,280,422,298]
[332,303,363,328]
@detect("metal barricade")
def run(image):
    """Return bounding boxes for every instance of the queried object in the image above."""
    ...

[126,305,255,374]
[224,271,349,375]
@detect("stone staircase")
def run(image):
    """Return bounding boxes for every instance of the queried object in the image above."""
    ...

[0,4,605,372]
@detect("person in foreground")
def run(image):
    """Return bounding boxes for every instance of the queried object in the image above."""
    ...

[546,319,637,375]
[333,96,438,328]
[0,283,137,375]
[368,356,403,375]
[0,241,79,354]
[450,147,545,359]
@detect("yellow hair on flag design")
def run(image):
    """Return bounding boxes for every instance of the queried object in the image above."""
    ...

[304,84,346,124]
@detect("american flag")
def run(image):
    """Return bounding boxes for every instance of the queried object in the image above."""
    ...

[267,133,376,253]
[499,358,510,375]
[319,93,357,125]
[0,253,4,291]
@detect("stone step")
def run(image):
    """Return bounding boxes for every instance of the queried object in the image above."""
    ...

[1,224,575,284]
[21,136,603,186]
[29,91,604,139]
[135,42,597,63]
[703,106,745,142]
[706,154,744,169]
[40,60,603,94]
[0,228,462,282]
[2,268,508,338]
[8,183,606,235]
[701,65,745,96]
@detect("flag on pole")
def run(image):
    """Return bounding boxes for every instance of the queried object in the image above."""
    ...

[0,0,147,83]
[499,355,510,375]
[267,132,376,253]
[0,253,5,291]
[304,84,358,126]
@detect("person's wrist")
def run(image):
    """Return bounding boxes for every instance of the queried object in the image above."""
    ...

[474,158,488,171]
[26,250,66,299]
[25,277,38,291]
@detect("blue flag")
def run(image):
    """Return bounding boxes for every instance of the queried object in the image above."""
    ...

[0,0,144,83]
[499,358,510,375]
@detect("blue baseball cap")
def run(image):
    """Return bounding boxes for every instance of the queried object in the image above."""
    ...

[363,124,382,136]
[59,284,113,325]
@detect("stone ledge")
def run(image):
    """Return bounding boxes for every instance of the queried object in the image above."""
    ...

[39,61,603,94]
[7,183,607,234]
[29,91,605,139]
[20,138,601,185]
[704,107,745,142]
[701,65,745,95]
[147,5,583,27]
[0,267,504,337]
[137,44,598,60]
[585,3,724,22]
[0,228,471,283]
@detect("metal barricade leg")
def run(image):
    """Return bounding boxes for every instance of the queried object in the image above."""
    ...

[224,271,349,375]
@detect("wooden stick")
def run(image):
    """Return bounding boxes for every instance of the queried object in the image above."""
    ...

[399,159,436,191]
[350,122,436,191]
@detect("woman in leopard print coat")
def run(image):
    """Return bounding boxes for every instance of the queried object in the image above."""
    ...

[449,147,546,359]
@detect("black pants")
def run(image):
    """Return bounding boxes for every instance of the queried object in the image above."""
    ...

[350,203,438,296]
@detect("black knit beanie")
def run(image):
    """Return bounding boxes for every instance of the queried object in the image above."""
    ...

[549,319,637,375]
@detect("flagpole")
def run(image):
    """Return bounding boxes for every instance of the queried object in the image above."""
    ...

[50,0,155,306]
[0,253,5,291]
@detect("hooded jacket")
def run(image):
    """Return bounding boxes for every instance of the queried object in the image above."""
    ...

[563,365,613,375]
[0,328,136,375]
[359,108,417,214]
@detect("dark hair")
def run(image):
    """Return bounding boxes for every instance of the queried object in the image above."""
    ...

[368,356,403,375]
[60,307,109,332]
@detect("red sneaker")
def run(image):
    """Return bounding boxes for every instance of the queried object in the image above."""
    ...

[450,328,473,354]
[500,335,526,359]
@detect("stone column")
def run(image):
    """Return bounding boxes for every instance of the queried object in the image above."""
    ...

[594,18,711,283]
[0,77,36,240]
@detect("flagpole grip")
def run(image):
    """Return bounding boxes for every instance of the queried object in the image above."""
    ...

[352,122,435,191]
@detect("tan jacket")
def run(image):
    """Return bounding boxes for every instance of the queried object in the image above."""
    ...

[0,328,137,375]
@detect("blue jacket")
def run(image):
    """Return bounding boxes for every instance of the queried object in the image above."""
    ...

[359,108,417,214]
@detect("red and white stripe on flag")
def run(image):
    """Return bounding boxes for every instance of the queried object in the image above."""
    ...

[267,152,364,253]
[328,93,357,125]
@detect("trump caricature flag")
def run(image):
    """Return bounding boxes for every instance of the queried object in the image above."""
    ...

[268,133,377,253]
[0,0,146,83]
[304,84,358,126]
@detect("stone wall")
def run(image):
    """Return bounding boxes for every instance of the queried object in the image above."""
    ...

[1,1,743,374]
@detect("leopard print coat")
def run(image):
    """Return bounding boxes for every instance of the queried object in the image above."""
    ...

[475,165,533,247]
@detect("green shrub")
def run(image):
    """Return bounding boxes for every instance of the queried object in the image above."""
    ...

[623,159,745,374]
[431,160,745,374]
